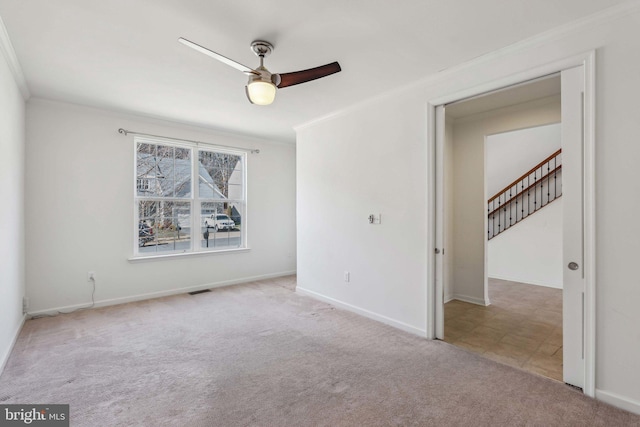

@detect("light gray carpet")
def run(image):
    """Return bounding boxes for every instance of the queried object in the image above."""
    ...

[1,275,638,426]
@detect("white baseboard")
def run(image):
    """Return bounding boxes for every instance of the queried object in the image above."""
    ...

[295,287,427,338]
[28,270,296,317]
[0,314,26,376]
[596,389,640,416]
[444,294,454,304]
[488,274,562,289]
[451,294,490,306]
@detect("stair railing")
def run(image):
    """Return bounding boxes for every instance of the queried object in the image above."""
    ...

[488,149,562,240]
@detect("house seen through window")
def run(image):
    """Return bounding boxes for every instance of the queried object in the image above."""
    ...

[135,137,246,256]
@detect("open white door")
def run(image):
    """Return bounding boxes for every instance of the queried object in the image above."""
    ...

[561,65,585,389]
[434,105,446,339]
[431,53,595,394]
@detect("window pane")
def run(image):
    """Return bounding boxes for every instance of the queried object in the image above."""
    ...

[172,148,192,198]
[201,201,243,250]
[138,201,191,254]
[198,151,242,199]
[227,182,243,200]
[198,162,226,199]
[136,144,158,197]
[136,142,191,198]
[138,143,155,156]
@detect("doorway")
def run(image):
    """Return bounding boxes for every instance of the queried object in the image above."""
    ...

[443,83,564,381]
[429,55,596,395]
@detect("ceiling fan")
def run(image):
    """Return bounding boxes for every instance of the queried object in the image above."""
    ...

[178,37,341,106]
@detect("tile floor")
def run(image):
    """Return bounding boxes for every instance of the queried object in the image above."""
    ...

[444,278,563,381]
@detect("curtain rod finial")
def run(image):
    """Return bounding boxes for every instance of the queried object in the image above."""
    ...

[118,128,128,135]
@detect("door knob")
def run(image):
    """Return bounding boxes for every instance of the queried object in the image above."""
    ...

[568,262,579,271]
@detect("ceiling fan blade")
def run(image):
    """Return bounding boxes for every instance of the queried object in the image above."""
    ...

[178,37,254,74]
[276,62,341,88]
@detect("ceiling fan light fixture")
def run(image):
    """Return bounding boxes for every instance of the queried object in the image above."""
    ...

[179,37,341,105]
[246,79,276,105]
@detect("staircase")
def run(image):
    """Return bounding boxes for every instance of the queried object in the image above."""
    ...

[488,149,562,240]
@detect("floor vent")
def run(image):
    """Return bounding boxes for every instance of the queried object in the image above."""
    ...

[188,289,211,295]
[565,383,583,392]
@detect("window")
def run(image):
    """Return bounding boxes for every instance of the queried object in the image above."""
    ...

[134,137,246,257]
[136,178,151,192]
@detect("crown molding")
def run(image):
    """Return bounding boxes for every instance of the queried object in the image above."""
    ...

[0,16,30,100]
[429,0,640,82]
[295,0,640,132]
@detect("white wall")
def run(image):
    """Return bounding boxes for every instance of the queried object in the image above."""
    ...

[25,99,296,313]
[296,5,640,411]
[486,123,561,197]
[488,200,563,288]
[296,91,429,335]
[450,97,560,303]
[0,40,25,372]
[486,123,562,289]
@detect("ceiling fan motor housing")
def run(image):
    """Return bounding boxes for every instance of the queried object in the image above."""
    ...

[245,66,278,105]
[246,66,276,87]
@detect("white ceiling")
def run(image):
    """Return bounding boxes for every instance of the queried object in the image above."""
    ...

[0,1,627,142]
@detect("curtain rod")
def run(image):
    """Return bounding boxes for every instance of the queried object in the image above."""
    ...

[118,128,260,154]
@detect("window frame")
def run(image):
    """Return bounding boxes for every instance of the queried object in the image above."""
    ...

[133,136,248,258]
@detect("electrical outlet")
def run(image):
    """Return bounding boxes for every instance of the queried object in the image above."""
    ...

[22,297,29,314]
[344,271,350,282]
[87,271,96,282]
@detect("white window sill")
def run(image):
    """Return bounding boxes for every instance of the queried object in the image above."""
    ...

[128,247,250,263]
